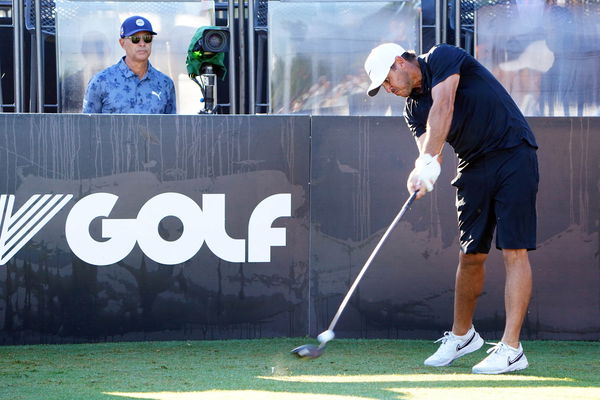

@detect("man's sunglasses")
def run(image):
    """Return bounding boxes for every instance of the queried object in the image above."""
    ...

[123,34,153,44]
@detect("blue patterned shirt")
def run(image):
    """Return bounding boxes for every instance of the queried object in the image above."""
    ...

[83,57,176,114]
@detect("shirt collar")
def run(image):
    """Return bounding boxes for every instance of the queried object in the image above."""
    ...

[409,57,431,100]
[118,56,154,80]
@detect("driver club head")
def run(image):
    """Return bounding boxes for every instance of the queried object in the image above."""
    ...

[290,343,325,359]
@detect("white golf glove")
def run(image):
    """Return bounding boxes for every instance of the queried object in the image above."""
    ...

[413,153,441,192]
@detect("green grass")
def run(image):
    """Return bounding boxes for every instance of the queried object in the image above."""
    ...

[0,339,599,400]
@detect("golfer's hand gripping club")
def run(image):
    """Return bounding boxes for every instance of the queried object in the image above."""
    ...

[408,153,441,199]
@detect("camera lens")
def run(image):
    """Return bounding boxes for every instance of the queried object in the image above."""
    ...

[208,33,224,48]
[204,30,228,52]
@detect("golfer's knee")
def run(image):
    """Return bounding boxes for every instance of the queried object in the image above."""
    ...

[502,249,528,266]
[459,252,487,269]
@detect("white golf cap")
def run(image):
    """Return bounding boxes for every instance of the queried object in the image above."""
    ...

[364,43,406,97]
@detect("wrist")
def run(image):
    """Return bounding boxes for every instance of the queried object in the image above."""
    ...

[413,153,441,193]
[415,153,438,168]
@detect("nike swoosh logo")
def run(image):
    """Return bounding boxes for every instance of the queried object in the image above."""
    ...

[456,331,476,351]
[508,352,524,365]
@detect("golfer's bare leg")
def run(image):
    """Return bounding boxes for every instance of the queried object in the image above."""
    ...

[452,252,487,336]
[501,249,532,348]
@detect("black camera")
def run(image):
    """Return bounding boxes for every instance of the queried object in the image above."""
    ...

[192,27,230,53]
[187,26,230,114]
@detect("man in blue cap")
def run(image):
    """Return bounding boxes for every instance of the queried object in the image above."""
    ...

[83,16,176,114]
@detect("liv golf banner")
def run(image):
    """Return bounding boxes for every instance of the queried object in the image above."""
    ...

[0,193,291,266]
[0,114,310,341]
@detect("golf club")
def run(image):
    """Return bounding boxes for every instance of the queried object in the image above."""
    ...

[291,190,419,359]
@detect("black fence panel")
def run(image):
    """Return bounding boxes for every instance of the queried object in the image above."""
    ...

[310,116,599,341]
[0,114,598,344]
[0,114,310,344]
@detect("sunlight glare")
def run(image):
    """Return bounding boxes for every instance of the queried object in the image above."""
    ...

[105,390,375,400]
[385,386,600,400]
[258,373,573,383]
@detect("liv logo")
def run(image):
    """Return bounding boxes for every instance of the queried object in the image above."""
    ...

[0,193,291,266]
[0,194,73,264]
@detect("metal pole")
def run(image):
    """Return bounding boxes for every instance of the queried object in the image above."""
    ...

[473,8,478,57]
[13,0,24,112]
[35,0,43,112]
[442,0,447,44]
[266,30,271,114]
[238,0,245,114]
[228,0,237,114]
[247,0,255,114]
[255,29,267,112]
[435,0,441,45]
[419,10,423,53]
[455,0,461,48]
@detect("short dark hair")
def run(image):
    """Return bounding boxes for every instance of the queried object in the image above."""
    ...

[390,50,418,71]
[401,51,417,61]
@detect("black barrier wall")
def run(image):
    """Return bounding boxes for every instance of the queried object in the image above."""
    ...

[0,115,310,344]
[310,117,599,341]
[0,115,598,344]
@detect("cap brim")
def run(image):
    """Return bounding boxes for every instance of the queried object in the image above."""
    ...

[367,84,381,97]
[367,73,386,97]
[122,29,157,37]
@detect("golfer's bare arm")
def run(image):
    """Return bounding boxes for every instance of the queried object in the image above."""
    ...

[415,73,460,161]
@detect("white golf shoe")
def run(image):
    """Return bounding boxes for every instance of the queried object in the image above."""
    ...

[472,342,529,374]
[424,326,484,367]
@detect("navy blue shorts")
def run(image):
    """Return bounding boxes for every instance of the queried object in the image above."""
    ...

[452,143,539,254]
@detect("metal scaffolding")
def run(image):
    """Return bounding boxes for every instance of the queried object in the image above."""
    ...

[4,0,597,116]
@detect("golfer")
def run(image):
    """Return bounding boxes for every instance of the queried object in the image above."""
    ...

[364,43,538,374]
[83,16,176,114]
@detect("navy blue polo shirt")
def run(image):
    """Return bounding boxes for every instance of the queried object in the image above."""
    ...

[404,44,537,168]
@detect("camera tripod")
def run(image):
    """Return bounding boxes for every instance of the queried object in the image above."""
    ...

[193,64,218,114]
